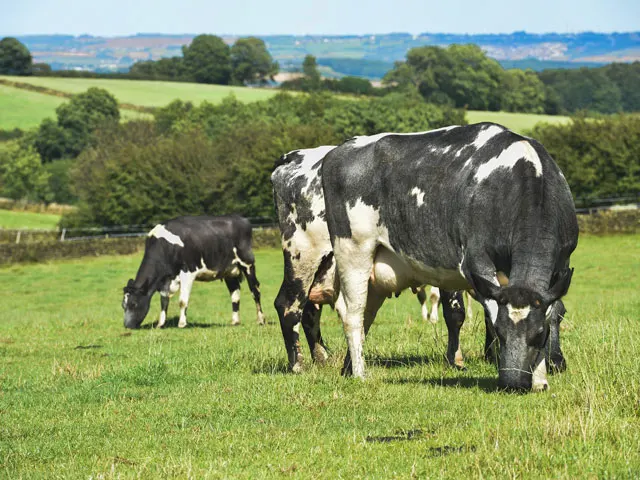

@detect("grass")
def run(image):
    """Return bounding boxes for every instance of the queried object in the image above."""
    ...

[0,83,151,130]
[467,110,571,134]
[0,76,280,108]
[0,209,61,230]
[0,234,638,477]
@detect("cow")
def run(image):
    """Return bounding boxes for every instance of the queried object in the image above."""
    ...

[122,215,265,329]
[322,123,578,391]
[271,146,470,372]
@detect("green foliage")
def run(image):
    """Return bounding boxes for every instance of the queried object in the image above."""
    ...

[129,57,189,81]
[31,62,52,75]
[302,54,321,83]
[384,44,505,111]
[43,158,77,204]
[500,69,546,114]
[34,87,120,162]
[529,114,640,203]
[182,35,231,85]
[0,37,32,75]
[230,37,278,85]
[0,141,51,202]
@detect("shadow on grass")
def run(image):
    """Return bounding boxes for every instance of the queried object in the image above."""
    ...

[385,375,498,393]
[139,316,237,329]
[366,353,440,369]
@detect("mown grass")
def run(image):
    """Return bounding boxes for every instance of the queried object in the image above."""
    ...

[0,209,61,229]
[0,234,638,477]
[0,76,280,108]
[0,83,151,130]
[467,110,571,134]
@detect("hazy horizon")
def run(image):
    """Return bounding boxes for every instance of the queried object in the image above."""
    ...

[3,0,639,38]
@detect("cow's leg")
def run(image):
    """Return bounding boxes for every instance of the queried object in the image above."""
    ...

[158,293,170,328]
[301,302,330,364]
[274,278,307,372]
[428,286,440,324]
[546,300,567,373]
[464,290,474,320]
[238,261,265,325]
[224,276,242,326]
[441,290,467,370]
[177,271,195,328]
[341,287,385,376]
[415,286,428,321]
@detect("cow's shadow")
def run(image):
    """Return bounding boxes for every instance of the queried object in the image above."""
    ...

[385,375,498,393]
[140,316,235,329]
[366,353,440,369]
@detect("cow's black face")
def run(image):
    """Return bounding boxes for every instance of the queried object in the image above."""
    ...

[122,279,152,329]
[473,269,573,391]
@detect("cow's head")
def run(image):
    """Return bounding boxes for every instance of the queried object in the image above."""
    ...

[122,279,153,329]
[471,268,573,392]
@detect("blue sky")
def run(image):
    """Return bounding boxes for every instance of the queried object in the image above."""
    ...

[3,0,639,36]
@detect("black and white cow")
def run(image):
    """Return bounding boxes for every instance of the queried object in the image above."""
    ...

[122,215,265,329]
[322,123,578,391]
[271,146,470,372]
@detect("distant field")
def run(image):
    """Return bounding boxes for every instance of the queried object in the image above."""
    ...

[0,84,66,129]
[466,110,571,134]
[0,76,279,108]
[0,83,152,130]
[0,209,60,229]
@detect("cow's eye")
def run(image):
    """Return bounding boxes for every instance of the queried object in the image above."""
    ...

[533,299,542,308]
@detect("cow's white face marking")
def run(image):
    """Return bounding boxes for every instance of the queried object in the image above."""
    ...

[472,124,505,150]
[349,126,459,149]
[507,304,530,324]
[148,224,184,247]
[410,187,426,207]
[231,289,241,304]
[486,299,499,325]
[531,358,549,392]
[474,141,543,183]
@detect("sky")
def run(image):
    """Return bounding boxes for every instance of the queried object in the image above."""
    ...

[2,0,639,37]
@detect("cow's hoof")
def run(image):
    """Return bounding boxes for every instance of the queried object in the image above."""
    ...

[291,362,303,374]
[312,345,329,364]
[178,322,187,328]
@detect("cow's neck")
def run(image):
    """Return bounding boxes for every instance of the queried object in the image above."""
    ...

[132,254,173,294]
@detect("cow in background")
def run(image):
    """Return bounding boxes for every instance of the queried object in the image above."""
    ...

[271,146,470,372]
[322,123,578,391]
[122,215,265,329]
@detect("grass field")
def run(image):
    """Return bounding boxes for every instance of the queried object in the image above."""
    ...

[0,76,572,134]
[0,83,151,129]
[0,235,638,477]
[467,110,571,134]
[0,209,61,229]
[0,76,280,108]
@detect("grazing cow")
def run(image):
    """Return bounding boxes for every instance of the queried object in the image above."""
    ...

[122,215,265,329]
[271,146,469,372]
[322,123,578,391]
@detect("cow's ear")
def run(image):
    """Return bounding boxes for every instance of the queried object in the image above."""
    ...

[124,279,135,293]
[545,268,573,303]
[470,273,501,301]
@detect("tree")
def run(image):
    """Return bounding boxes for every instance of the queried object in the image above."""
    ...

[182,34,231,85]
[501,69,546,113]
[230,37,278,85]
[35,87,120,162]
[0,142,51,202]
[302,55,321,83]
[0,37,32,75]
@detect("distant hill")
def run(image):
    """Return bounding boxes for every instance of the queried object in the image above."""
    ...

[14,31,640,78]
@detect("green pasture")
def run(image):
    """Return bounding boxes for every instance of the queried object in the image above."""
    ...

[0,209,61,229]
[0,83,150,130]
[0,76,279,108]
[466,110,571,134]
[0,235,638,477]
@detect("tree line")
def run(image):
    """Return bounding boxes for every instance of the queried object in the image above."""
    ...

[3,36,640,115]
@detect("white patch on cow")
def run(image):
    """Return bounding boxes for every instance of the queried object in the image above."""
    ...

[148,224,184,247]
[158,309,167,328]
[531,358,549,392]
[473,124,505,150]
[410,187,425,207]
[507,304,530,324]
[231,312,240,326]
[474,140,543,183]
[349,126,459,149]
[232,247,251,270]
[231,289,241,304]
[428,286,440,324]
[283,145,336,181]
[486,299,499,325]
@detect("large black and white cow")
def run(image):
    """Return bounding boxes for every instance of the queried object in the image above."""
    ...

[122,215,265,329]
[271,146,470,372]
[322,123,578,391]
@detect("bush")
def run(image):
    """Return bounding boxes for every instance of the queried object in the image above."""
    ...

[529,114,640,203]
[0,141,51,202]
